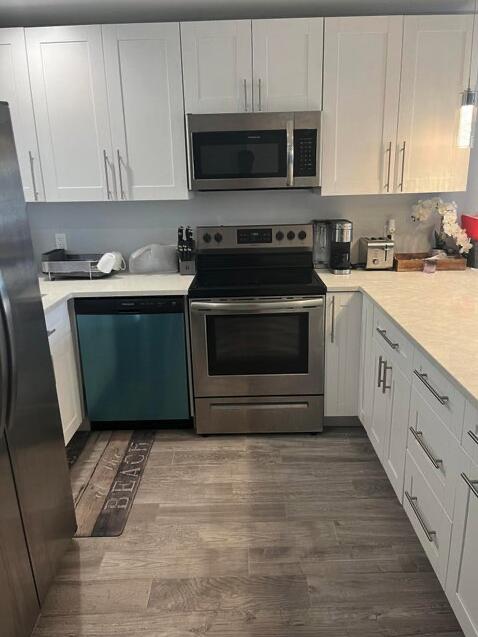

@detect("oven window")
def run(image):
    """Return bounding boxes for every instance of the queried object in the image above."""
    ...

[206,313,309,375]
[192,130,287,180]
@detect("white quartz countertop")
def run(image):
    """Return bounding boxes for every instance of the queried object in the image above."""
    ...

[320,269,478,407]
[39,273,193,312]
[40,268,478,406]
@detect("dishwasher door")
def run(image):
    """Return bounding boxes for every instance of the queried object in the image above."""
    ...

[75,296,190,423]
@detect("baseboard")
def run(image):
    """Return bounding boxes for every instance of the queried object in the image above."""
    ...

[324,416,362,427]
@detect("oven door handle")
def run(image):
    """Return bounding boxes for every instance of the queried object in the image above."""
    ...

[190,298,324,313]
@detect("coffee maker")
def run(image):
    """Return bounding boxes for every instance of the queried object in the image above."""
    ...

[330,219,352,274]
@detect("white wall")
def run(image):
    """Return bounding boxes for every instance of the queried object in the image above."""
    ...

[27,190,438,266]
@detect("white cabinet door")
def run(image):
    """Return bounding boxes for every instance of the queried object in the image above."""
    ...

[358,294,374,432]
[322,16,403,195]
[325,292,362,418]
[446,455,478,637]
[181,20,252,113]
[383,362,410,502]
[252,18,323,112]
[103,23,188,201]
[25,26,113,202]
[46,304,83,445]
[397,15,478,194]
[369,339,392,459]
[0,28,44,202]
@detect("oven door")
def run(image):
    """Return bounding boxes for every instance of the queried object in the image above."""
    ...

[190,297,324,398]
[187,112,294,190]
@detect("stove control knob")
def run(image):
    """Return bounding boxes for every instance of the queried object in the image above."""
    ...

[276,231,284,241]
[214,232,223,243]
[287,230,296,240]
[298,230,307,240]
[202,232,211,243]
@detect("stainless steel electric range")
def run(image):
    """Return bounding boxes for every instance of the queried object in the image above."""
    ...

[188,224,326,434]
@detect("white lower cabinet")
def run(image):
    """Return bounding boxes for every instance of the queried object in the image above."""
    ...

[446,453,478,637]
[360,295,478,637]
[45,302,83,445]
[368,337,410,501]
[358,295,374,430]
[324,292,362,419]
[404,450,452,587]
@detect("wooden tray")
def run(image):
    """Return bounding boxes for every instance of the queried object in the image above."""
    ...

[394,252,467,271]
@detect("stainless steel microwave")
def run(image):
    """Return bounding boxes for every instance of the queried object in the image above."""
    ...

[186,111,321,191]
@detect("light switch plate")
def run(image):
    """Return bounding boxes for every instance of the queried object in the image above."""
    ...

[55,233,67,250]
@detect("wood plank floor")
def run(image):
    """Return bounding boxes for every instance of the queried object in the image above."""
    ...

[33,427,463,637]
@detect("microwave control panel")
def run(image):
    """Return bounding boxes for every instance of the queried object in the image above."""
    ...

[294,130,317,177]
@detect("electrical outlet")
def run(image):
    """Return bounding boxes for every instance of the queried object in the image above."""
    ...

[55,233,67,250]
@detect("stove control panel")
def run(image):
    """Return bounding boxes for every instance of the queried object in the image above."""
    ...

[197,224,313,251]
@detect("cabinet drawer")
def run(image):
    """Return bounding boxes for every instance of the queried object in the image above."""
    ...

[373,305,414,374]
[463,400,478,465]
[446,453,478,637]
[408,388,461,517]
[404,450,452,587]
[412,348,465,440]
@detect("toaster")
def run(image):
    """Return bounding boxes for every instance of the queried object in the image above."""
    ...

[358,237,395,270]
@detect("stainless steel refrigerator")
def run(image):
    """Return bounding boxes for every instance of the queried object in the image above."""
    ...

[0,102,76,636]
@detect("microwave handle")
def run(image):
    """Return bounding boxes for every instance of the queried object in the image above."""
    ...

[286,119,294,187]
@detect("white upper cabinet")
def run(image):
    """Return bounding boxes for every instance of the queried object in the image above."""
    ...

[252,18,323,112]
[181,20,252,113]
[25,26,113,202]
[322,16,403,195]
[396,15,478,193]
[0,28,44,202]
[103,23,188,200]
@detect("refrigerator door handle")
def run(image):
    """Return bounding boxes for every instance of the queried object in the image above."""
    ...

[0,272,17,434]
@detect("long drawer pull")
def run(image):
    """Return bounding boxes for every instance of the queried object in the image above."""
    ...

[468,430,478,447]
[405,491,436,542]
[47,328,56,337]
[376,327,399,350]
[462,473,478,500]
[413,370,449,405]
[409,427,443,469]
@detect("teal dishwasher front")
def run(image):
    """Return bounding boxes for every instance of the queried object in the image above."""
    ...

[75,296,190,424]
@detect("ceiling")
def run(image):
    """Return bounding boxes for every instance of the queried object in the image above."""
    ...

[0,0,475,27]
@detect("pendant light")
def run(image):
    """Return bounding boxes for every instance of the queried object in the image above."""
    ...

[458,0,478,148]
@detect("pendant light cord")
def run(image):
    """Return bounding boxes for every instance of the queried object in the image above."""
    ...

[469,0,477,89]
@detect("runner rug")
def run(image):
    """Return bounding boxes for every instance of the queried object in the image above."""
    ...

[66,430,154,538]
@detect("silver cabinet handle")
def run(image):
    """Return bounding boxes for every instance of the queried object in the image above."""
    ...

[258,78,262,111]
[28,151,40,201]
[413,370,449,405]
[243,79,248,112]
[376,327,399,350]
[468,430,478,447]
[117,150,127,200]
[405,491,436,542]
[384,141,392,192]
[286,119,294,187]
[398,141,406,192]
[47,328,56,338]
[462,473,478,500]
[382,360,392,394]
[409,427,443,469]
[377,355,385,388]
[103,149,113,200]
[330,295,336,343]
